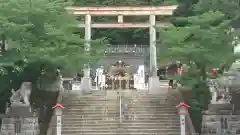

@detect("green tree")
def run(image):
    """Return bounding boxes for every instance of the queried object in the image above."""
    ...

[195,0,240,19]
[0,0,104,115]
[0,0,104,76]
[160,11,235,132]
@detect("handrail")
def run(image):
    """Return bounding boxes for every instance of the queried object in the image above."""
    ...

[168,89,196,135]
[46,88,64,135]
[119,94,122,123]
[119,85,123,124]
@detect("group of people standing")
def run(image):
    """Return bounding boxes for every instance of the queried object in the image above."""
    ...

[157,63,184,89]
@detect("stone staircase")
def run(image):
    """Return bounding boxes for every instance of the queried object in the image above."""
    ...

[59,90,180,135]
[120,91,180,135]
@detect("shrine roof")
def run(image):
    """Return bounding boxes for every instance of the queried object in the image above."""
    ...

[93,57,147,73]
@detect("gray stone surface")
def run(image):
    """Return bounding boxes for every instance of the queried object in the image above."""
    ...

[148,77,167,94]
[81,77,92,93]
[0,104,39,135]
[201,115,240,135]
[202,71,240,134]
[10,82,32,105]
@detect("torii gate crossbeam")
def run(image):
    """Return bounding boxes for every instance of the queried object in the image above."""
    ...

[66,5,177,92]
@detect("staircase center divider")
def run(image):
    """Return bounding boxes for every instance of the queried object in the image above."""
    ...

[119,89,123,124]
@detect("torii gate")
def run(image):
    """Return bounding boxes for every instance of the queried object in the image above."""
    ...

[66,5,177,91]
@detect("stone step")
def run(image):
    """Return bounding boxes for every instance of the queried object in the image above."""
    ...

[62,132,180,135]
[62,125,180,128]
[63,114,178,117]
[63,115,179,119]
[62,128,180,131]
[62,130,180,133]
[63,95,170,99]
[59,123,180,127]
[63,116,179,120]
[62,100,118,104]
[64,109,176,113]
[62,120,179,124]
[64,127,180,131]
[63,96,170,100]
[62,122,179,125]
[63,101,172,104]
[63,119,179,122]
[65,106,176,110]
[64,110,176,114]
[64,112,177,115]
[63,104,175,107]
[120,132,180,135]
[62,124,179,128]
[67,101,173,104]
[62,128,180,133]
[63,102,118,105]
[64,106,176,109]
[63,112,176,116]
[63,106,175,110]
[63,117,178,121]
[62,100,172,105]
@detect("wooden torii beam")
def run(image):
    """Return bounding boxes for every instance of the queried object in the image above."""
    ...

[66,5,178,92]
[66,5,177,28]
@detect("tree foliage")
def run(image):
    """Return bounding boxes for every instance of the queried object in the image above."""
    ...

[162,11,234,72]
[0,0,105,114]
[160,0,240,132]
[0,0,105,76]
[195,0,240,19]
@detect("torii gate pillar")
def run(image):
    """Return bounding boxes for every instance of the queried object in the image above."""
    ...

[84,14,91,52]
[149,15,160,92]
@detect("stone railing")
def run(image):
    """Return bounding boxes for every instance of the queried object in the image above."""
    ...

[97,44,150,57]
[46,88,64,135]
[168,89,196,135]
[105,45,148,53]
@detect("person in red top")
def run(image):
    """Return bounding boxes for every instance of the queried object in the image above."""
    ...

[177,67,184,75]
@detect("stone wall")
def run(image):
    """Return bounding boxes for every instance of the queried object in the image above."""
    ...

[201,114,240,135]
[0,104,40,135]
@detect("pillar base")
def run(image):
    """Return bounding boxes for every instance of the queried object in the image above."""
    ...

[81,77,92,93]
[148,76,161,93]
[148,76,168,94]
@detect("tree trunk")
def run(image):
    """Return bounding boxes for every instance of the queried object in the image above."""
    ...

[200,67,207,81]
[0,34,6,52]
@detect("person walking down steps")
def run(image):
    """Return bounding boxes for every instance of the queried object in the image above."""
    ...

[122,104,129,120]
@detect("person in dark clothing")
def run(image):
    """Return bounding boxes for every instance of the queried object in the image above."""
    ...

[76,72,83,81]
[122,104,129,120]
[169,79,173,88]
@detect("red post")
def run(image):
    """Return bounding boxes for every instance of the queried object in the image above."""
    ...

[53,103,64,135]
[176,102,190,135]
